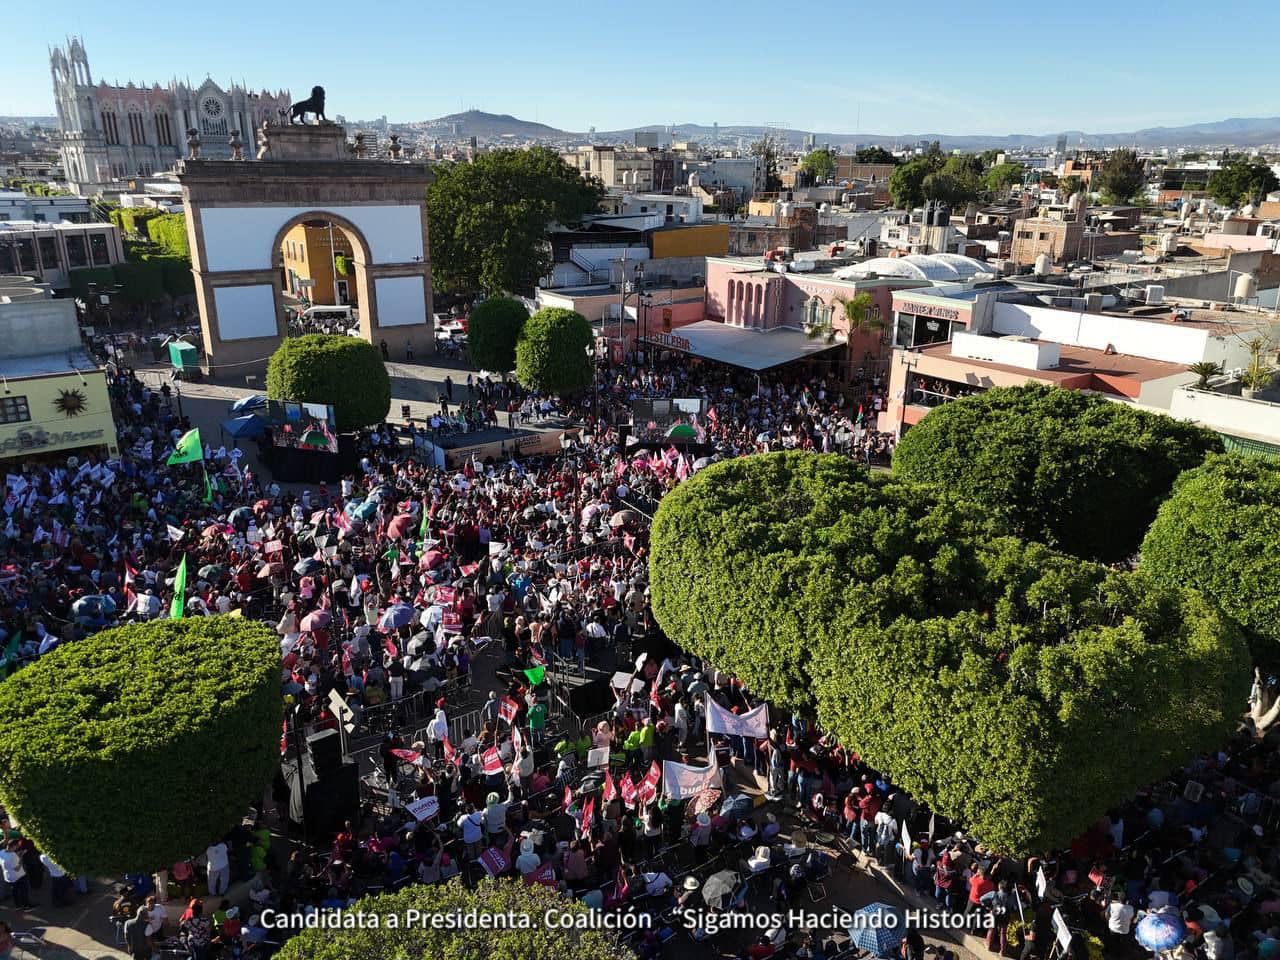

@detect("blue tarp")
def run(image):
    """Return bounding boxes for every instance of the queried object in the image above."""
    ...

[222,415,265,439]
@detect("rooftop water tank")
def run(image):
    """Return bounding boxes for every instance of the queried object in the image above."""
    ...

[1034,253,1052,277]
[1145,284,1165,305]
[1235,273,1258,301]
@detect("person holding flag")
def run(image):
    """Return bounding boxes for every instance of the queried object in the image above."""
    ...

[166,428,203,466]
[169,555,188,619]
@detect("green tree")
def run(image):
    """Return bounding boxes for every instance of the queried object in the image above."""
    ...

[1187,361,1223,388]
[800,148,836,182]
[750,136,782,192]
[1143,453,1280,679]
[649,451,1250,855]
[1096,149,1146,204]
[277,880,633,960]
[1207,160,1280,207]
[1057,174,1083,202]
[266,334,391,431]
[889,158,934,208]
[514,307,593,395]
[467,296,529,373]
[0,617,280,876]
[427,147,603,296]
[922,171,980,207]
[833,291,884,344]
[984,162,1024,196]
[853,146,898,165]
[892,385,1222,564]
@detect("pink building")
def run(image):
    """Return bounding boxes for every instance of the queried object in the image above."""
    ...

[702,256,927,378]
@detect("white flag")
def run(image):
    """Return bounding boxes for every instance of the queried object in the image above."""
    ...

[662,756,721,801]
[705,697,769,738]
[167,524,185,542]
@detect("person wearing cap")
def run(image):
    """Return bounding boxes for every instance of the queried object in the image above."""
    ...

[691,812,713,851]
[484,792,508,841]
[516,837,541,876]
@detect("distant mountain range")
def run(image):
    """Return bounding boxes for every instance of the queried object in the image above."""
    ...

[427,110,1280,150]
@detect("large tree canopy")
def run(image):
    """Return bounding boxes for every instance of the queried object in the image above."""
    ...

[427,147,604,296]
[0,617,280,875]
[1096,149,1147,204]
[515,307,594,396]
[892,385,1221,564]
[266,334,391,432]
[650,452,1250,854]
[276,879,633,960]
[466,296,529,373]
[1207,160,1280,207]
[1142,454,1280,667]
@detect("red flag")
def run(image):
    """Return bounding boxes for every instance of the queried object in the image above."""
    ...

[563,783,574,810]
[623,532,636,554]
[619,774,638,807]
[676,455,690,481]
[529,645,547,666]
[383,636,399,657]
[512,724,524,755]
[580,796,596,837]
[460,562,480,577]
[390,748,421,762]
[482,746,503,775]
[479,846,509,877]
[707,406,718,425]
[443,737,459,767]
[499,696,520,725]
[525,860,557,887]
[639,760,661,805]
[603,770,618,803]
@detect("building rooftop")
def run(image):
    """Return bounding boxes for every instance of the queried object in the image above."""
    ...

[0,348,99,379]
[835,254,994,282]
[916,338,1186,387]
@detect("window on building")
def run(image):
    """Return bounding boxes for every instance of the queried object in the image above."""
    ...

[89,233,111,266]
[33,214,45,223]
[0,396,31,425]
[101,110,120,145]
[38,236,59,270]
[128,110,146,146]
[1038,232,1049,241]
[1016,230,1033,239]
[154,112,173,146]
[65,234,87,268]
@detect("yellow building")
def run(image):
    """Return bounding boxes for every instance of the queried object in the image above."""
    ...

[0,298,118,463]
[280,221,359,307]
[648,223,729,259]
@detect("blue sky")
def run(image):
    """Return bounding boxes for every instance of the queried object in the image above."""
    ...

[5,0,1278,135]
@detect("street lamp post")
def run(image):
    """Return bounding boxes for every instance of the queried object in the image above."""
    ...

[585,344,599,427]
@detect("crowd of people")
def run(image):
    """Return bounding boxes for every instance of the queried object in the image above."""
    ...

[2,347,1278,960]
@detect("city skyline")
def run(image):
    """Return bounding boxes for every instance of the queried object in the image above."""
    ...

[5,0,1279,136]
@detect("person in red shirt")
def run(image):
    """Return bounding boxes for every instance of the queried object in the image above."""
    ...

[966,864,995,914]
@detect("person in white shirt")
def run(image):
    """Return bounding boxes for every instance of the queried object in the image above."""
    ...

[206,840,230,896]
[456,805,484,860]
[0,839,30,908]
[1106,894,1136,945]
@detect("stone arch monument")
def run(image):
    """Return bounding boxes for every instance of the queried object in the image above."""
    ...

[177,120,432,373]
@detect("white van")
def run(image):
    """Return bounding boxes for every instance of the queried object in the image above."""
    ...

[302,305,354,325]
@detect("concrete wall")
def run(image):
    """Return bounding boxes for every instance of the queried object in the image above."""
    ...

[650,223,729,259]
[0,298,80,357]
[1169,386,1280,442]
[1137,372,1198,411]
[992,302,1212,365]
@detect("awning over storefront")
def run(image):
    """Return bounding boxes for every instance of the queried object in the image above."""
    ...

[641,320,841,371]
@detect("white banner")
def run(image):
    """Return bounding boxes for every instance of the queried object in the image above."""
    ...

[705,698,769,738]
[662,757,721,801]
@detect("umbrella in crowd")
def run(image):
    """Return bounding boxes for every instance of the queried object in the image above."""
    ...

[353,500,379,521]
[379,603,414,631]
[691,787,722,815]
[692,456,714,471]
[71,594,117,624]
[847,903,906,957]
[293,558,323,577]
[609,510,639,528]
[702,870,738,910]
[222,415,265,440]
[230,394,267,414]
[665,423,697,440]
[197,563,226,581]
[257,562,284,579]
[228,506,254,530]
[366,484,397,502]
[386,514,417,540]
[1135,911,1187,953]
[300,609,332,632]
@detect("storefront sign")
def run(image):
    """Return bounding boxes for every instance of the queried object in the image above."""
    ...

[895,299,962,322]
[0,427,106,455]
[644,331,691,351]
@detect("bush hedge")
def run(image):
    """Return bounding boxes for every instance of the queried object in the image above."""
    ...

[1142,453,1280,666]
[144,213,191,259]
[650,451,1250,854]
[891,384,1221,564]
[0,617,280,876]
[276,879,634,960]
[266,334,390,432]
[515,307,594,395]
[467,296,529,373]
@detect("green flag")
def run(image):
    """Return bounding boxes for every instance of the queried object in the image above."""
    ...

[418,503,430,541]
[523,665,546,687]
[169,555,187,619]
[167,428,203,465]
[202,467,214,505]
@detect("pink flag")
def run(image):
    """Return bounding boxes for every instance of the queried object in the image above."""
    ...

[443,738,459,767]
[613,459,627,480]
[619,774,638,807]
[638,760,661,805]
[580,796,596,837]
[676,455,690,481]
[479,846,509,877]
[563,783,574,810]
[389,748,421,762]
[602,770,617,803]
